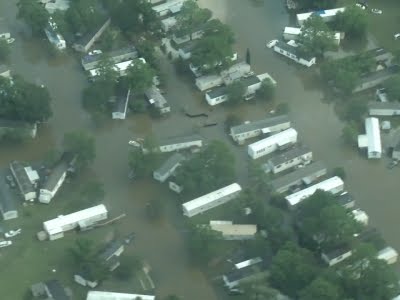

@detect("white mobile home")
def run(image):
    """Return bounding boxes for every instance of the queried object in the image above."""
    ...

[39,162,68,204]
[285,176,344,208]
[221,61,252,85]
[270,161,327,194]
[357,117,382,159]
[368,102,400,116]
[182,183,242,217]
[145,86,171,114]
[230,115,290,145]
[152,0,186,17]
[43,204,108,240]
[205,86,228,106]
[87,291,155,300]
[265,145,312,174]
[377,247,398,265]
[158,134,203,153]
[273,41,316,67]
[297,7,345,26]
[283,26,342,45]
[10,161,39,202]
[112,89,131,120]
[248,128,298,159]
[81,46,138,71]
[161,16,177,32]
[195,75,224,92]
[153,153,185,183]
[209,222,257,240]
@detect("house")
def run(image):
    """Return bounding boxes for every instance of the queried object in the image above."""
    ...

[182,183,242,217]
[358,117,382,159]
[205,85,228,105]
[44,18,66,50]
[263,145,312,174]
[0,181,17,220]
[44,0,70,14]
[31,279,70,300]
[283,26,342,45]
[195,75,224,92]
[352,208,369,226]
[368,101,400,116]
[209,221,257,240]
[285,176,344,208]
[321,246,352,266]
[172,28,204,45]
[43,204,108,240]
[10,161,39,201]
[336,191,355,210]
[247,128,298,159]
[153,153,185,183]
[169,180,184,194]
[39,154,75,204]
[223,264,267,289]
[234,257,263,269]
[270,161,327,194]
[230,115,291,145]
[0,64,10,78]
[111,89,131,120]
[89,58,146,78]
[86,291,155,300]
[145,85,171,114]
[158,134,203,153]
[353,65,400,93]
[377,246,398,265]
[152,0,187,17]
[296,7,345,26]
[0,119,37,138]
[273,41,316,67]
[178,41,197,60]
[73,18,111,53]
[81,46,138,71]
[220,61,252,85]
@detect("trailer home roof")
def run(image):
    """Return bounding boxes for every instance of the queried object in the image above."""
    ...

[86,291,155,300]
[365,117,382,156]
[285,176,344,207]
[182,183,241,213]
[268,145,311,166]
[154,153,185,178]
[248,128,298,153]
[210,223,257,236]
[231,115,290,136]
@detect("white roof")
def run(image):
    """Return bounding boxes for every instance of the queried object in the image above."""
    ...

[248,128,298,153]
[152,0,185,13]
[210,224,257,236]
[365,117,382,155]
[235,257,263,269]
[182,183,241,212]
[358,134,368,148]
[25,167,39,183]
[285,176,344,207]
[89,58,146,77]
[87,291,155,300]
[284,27,301,35]
[44,204,107,231]
[297,7,345,21]
[377,246,398,262]
[210,220,233,225]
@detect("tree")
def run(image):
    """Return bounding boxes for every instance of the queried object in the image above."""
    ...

[64,0,103,36]
[0,40,10,62]
[114,256,142,280]
[191,19,235,72]
[343,98,367,122]
[0,76,52,123]
[174,0,212,40]
[269,242,319,298]
[80,180,105,206]
[224,113,242,132]
[128,147,162,178]
[333,5,368,38]
[226,81,246,105]
[341,122,358,147]
[125,60,155,94]
[187,223,222,264]
[17,0,49,35]
[175,141,236,197]
[240,275,279,300]
[63,130,96,170]
[383,75,400,101]
[298,15,337,58]
[299,277,343,300]
[256,78,275,101]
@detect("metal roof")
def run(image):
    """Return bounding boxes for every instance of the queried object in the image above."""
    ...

[159,134,203,146]
[206,85,227,99]
[231,115,290,136]
[154,153,185,177]
[365,117,382,156]
[9,161,36,195]
[268,145,311,166]
[248,128,298,153]
[87,291,155,300]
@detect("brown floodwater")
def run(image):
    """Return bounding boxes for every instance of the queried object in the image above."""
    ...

[1,0,400,298]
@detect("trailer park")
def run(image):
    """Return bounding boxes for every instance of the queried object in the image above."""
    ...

[2,0,400,299]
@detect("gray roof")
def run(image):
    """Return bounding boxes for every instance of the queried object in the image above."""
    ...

[231,115,290,136]
[160,134,203,146]
[112,89,130,114]
[275,41,315,61]
[322,245,352,260]
[268,145,311,167]
[358,65,400,85]
[42,161,68,191]
[240,75,260,87]
[0,180,16,213]
[44,280,69,300]
[82,46,138,65]
[9,161,36,195]
[224,265,265,284]
[368,101,400,111]
[155,153,185,177]
[206,85,227,99]
[336,192,354,207]
[270,161,326,191]
[99,240,124,261]
[365,48,393,62]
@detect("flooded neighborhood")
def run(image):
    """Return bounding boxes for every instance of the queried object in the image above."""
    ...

[1,0,400,299]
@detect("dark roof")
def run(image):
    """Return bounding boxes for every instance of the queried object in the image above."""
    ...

[336,192,354,207]
[275,41,315,61]
[368,101,400,111]
[45,280,69,300]
[42,161,68,191]
[159,134,203,146]
[206,85,227,99]
[99,241,124,261]
[268,145,311,166]
[359,65,400,85]
[270,161,327,191]
[155,153,185,177]
[322,245,352,260]
[224,265,264,283]
[9,161,36,195]
[240,75,260,87]
[0,180,16,213]
[81,46,138,66]
[231,115,290,135]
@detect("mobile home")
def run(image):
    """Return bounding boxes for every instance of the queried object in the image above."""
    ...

[357,117,382,159]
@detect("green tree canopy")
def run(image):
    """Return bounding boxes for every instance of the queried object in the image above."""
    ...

[17,0,49,35]
[299,277,343,300]
[298,15,337,57]
[174,0,212,40]
[128,137,162,178]
[269,242,319,298]
[226,81,246,105]
[333,5,368,38]
[64,0,104,35]
[175,140,236,197]
[63,130,96,170]
[80,180,105,206]
[256,78,276,102]
[0,76,52,123]
[125,60,155,94]
[187,223,222,264]
[0,40,10,62]
[240,274,279,300]
[296,0,338,10]
[383,75,400,101]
